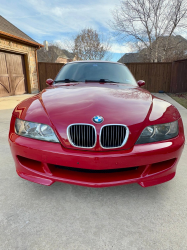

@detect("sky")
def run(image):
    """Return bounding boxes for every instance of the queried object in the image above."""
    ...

[0,0,133,61]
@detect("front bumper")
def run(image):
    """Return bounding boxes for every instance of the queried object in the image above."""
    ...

[9,124,185,187]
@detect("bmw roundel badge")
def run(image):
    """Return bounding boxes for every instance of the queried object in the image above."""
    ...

[92,115,104,124]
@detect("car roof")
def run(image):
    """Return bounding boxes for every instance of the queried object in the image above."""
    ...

[66,60,124,65]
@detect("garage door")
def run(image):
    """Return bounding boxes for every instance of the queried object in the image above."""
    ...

[0,51,27,97]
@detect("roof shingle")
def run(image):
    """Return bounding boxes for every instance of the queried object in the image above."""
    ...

[0,15,41,46]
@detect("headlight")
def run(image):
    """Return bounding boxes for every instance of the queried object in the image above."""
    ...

[136,121,178,144]
[15,118,59,143]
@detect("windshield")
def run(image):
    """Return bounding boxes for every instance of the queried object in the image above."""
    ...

[55,62,137,86]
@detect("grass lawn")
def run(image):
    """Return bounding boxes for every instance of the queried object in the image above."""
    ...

[168,93,187,109]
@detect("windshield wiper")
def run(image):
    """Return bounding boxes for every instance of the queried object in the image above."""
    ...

[54,79,119,84]
[85,79,119,83]
[54,79,79,83]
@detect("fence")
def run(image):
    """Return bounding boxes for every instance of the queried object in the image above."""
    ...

[170,60,187,93]
[126,62,172,93]
[38,62,64,91]
[38,61,187,93]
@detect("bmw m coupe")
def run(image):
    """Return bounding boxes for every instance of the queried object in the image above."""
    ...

[9,61,185,187]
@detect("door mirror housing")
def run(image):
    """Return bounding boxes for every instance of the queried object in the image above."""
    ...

[137,80,145,87]
[46,79,54,86]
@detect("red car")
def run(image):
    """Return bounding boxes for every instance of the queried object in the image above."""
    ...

[9,61,185,187]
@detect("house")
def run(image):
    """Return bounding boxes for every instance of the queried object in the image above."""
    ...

[37,45,76,63]
[0,15,43,97]
[118,35,187,63]
[118,53,143,64]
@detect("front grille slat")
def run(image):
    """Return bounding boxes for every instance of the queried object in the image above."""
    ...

[120,126,123,145]
[110,126,112,147]
[68,124,96,148]
[91,126,93,147]
[84,125,85,146]
[112,126,114,147]
[115,126,117,147]
[110,127,113,147]
[73,126,75,144]
[123,129,125,145]
[78,125,80,146]
[118,126,120,146]
[100,125,128,149]
[87,127,88,147]
[75,125,77,145]
[89,126,90,147]
[106,127,109,147]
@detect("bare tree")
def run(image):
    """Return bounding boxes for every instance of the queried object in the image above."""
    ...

[157,35,187,61]
[72,28,111,60]
[111,0,187,62]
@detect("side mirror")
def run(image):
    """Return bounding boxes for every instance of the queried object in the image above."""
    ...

[137,80,145,87]
[46,79,54,86]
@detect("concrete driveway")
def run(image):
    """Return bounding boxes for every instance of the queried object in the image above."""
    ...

[0,93,186,250]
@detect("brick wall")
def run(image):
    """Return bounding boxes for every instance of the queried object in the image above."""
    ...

[0,37,39,93]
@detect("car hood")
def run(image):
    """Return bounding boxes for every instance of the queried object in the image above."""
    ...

[13,83,180,151]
